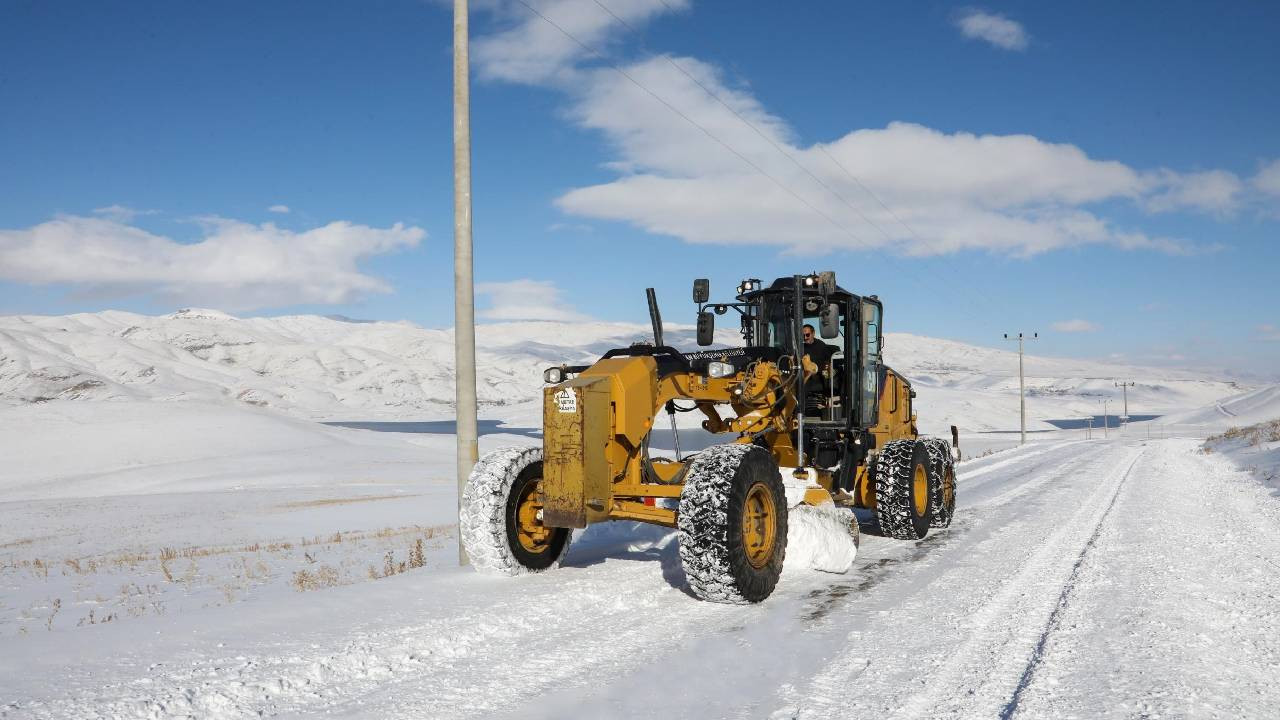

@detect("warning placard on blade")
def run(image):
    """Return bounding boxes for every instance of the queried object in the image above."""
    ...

[555,389,577,413]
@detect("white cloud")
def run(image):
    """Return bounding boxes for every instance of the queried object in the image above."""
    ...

[0,214,423,311]
[1253,159,1280,197]
[1259,324,1280,342]
[476,279,589,321]
[473,0,685,84]
[268,204,291,214]
[1052,319,1100,333]
[473,2,1243,259]
[954,9,1029,51]
[1143,169,1243,214]
[547,221,594,233]
[92,205,157,223]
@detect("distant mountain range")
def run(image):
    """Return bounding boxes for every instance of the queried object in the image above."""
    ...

[0,309,1255,433]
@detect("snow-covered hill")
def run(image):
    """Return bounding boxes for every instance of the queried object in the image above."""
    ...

[0,309,672,419]
[1164,383,1280,427]
[0,309,1249,432]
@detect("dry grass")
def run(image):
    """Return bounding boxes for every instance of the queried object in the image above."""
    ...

[1204,419,1280,449]
[0,536,49,550]
[277,493,418,510]
[291,565,339,591]
[3,522,455,634]
[45,598,60,630]
[64,558,100,575]
[77,607,117,626]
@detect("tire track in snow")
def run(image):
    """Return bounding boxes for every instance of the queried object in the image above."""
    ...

[799,441,1099,622]
[1009,440,1280,718]
[512,441,1109,720]
[327,442,1106,719]
[996,449,1144,719]
[769,442,1143,720]
[886,444,1147,720]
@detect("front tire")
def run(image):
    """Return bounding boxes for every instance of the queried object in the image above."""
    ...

[922,438,956,528]
[678,444,788,604]
[874,440,933,540]
[460,447,572,575]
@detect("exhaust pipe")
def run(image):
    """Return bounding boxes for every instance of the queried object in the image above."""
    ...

[645,287,664,347]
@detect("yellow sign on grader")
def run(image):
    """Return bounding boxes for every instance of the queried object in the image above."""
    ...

[461,273,957,603]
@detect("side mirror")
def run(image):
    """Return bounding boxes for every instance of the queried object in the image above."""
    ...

[696,311,715,346]
[692,278,710,304]
[819,302,840,339]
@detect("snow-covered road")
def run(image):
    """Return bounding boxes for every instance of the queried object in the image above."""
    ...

[4,438,1278,719]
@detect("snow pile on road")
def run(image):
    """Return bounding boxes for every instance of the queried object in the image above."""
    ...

[0,310,1250,433]
[783,504,858,574]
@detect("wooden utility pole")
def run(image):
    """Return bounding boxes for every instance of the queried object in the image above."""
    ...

[1003,332,1037,445]
[1115,381,1135,427]
[453,0,477,566]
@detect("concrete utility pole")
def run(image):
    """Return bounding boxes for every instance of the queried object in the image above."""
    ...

[1115,381,1135,427]
[453,0,477,566]
[1003,332,1037,445]
[1103,400,1110,439]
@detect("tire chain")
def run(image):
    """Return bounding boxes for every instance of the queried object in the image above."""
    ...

[921,437,957,528]
[873,439,926,540]
[459,446,571,575]
[677,444,768,604]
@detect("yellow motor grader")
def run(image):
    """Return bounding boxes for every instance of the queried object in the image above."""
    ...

[461,272,958,603]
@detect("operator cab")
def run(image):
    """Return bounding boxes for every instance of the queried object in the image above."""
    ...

[692,274,885,440]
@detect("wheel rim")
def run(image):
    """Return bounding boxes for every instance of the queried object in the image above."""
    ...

[514,478,552,553]
[912,464,928,516]
[741,482,778,569]
[944,468,955,508]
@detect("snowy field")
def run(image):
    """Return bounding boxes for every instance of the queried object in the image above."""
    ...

[1,311,1278,718]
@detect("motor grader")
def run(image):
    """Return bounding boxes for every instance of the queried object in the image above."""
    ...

[461,272,958,603]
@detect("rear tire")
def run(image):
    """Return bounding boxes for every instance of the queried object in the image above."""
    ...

[922,438,956,528]
[678,444,787,604]
[874,440,933,540]
[460,447,572,575]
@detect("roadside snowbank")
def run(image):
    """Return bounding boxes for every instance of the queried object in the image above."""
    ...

[1202,416,1280,495]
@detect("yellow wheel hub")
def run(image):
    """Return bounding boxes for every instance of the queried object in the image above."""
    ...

[943,469,955,507]
[515,479,552,553]
[912,464,929,516]
[741,482,778,569]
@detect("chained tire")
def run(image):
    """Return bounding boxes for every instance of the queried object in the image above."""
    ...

[922,437,957,529]
[874,439,934,540]
[678,444,788,604]
[460,446,572,575]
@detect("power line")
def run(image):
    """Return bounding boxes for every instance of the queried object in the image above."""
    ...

[513,0,879,252]
[583,0,1004,318]
[516,0,1003,325]
[590,0,904,247]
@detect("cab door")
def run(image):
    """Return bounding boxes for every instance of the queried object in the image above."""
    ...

[856,299,884,429]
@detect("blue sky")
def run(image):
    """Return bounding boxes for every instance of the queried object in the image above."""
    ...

[1,1,1277,375]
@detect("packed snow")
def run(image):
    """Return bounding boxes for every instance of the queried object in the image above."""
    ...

[1,310,1277,718]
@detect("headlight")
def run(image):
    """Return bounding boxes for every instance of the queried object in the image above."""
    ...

[707,361,735,378]
[543,367,564,384]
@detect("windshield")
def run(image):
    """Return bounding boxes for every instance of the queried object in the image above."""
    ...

[759,296,843,357]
